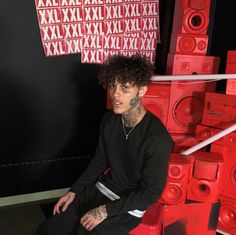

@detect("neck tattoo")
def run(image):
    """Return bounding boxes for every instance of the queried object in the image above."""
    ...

[121,117,138,140]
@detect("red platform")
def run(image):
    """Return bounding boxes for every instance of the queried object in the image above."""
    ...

[129,203,163,235]
[163,200,221,235]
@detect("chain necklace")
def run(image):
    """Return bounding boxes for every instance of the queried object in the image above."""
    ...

[121,117,138,140]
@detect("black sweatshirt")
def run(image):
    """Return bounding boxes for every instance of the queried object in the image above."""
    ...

[70,110,173,217]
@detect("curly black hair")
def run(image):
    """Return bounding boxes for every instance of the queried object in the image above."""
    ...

[98,54,154,88]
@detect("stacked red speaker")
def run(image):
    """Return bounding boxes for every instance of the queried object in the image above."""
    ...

[225,50,236,95]
[165,0,219,155]
[157,1,222,233]
[196,80,236,234]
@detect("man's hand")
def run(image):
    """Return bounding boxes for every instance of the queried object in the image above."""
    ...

[80,205,108,231]
[53,192,76,215]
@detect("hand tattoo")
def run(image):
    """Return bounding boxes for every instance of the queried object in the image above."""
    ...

[87,208,103,220]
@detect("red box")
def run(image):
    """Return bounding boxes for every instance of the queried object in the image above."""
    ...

[129,203,164,235]
[202,92,236,129]
[171,0,211,35]
[169,33,208,55]
[187,151,224,203]
[166,53,220,75]
[159,153,191,205]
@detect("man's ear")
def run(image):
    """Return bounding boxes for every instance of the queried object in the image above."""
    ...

[139,85,148,97]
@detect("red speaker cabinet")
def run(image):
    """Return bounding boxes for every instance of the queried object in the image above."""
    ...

[211,144,236,200]
[202,92,236,129]
[187,151,224,203]
[171,0,211,35]
[217,195,236,235]
[166,80,215,134]
[166,53,220,75]
[169,33,208,55]
[141,82,171,126]
[129,203,164,235]
[159,153,191,205]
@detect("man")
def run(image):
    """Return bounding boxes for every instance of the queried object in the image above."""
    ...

[37,54,173,235]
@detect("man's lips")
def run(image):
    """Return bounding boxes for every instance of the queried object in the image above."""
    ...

[112,100,122,106]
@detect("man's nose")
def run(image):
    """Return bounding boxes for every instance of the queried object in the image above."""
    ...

[113,86,121,97]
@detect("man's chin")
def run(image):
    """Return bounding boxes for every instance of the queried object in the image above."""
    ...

[112,108,123,114]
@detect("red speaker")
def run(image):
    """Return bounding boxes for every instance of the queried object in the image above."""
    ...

[169,33,208,55]
[172,0,211,35]
[225,50,236,95]
[217,195,236,235]
[142,82,171,125]
[196,124,236,148]
[159,153,191,205]
[166,80,215,134]
[187,151,224,203]
[166,54,220,75]
[202,92,236,129]
[211,144,236,200]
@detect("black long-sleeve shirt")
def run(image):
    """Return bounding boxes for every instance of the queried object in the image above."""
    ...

[70,110,173,217]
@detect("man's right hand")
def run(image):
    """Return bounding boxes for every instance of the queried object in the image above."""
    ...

[53,191,76,215]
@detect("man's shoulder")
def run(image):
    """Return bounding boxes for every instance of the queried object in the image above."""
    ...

[101,110,119,125]
[146,111,173,143]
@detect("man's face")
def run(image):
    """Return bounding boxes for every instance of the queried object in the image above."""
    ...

[108,81,142,115]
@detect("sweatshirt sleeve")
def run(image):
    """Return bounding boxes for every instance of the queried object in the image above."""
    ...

[105,135,173,217]
[69,119,108,194]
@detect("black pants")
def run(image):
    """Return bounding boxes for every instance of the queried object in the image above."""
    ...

[36,185,141,235]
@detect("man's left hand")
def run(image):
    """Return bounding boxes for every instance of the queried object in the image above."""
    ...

[80,205,108,231]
